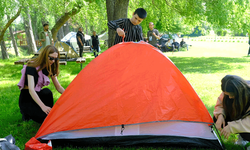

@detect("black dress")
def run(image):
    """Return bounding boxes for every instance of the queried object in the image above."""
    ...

[19,66,53,123]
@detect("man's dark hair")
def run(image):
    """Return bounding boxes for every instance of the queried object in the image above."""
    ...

[43,22,49,27]
[134,8,147,19]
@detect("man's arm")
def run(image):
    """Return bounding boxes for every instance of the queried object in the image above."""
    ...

[77,36,83,46]
[147,31,149,41]
[108,18,125,37]
[153,30,160,40]
[107,18,124,30]
[136,26,143,41]
[39,32,45,42]
[97,36,100,45]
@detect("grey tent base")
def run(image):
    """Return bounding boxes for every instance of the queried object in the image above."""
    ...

[48,135,223,149]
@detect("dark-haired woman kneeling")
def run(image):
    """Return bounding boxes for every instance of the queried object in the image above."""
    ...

[213,75,250,147]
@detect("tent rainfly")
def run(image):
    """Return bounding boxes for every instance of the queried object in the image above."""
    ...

[26,41,223,149]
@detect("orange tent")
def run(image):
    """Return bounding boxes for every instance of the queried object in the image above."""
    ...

[27,41,222,149]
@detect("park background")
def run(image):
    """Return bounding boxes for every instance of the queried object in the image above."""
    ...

[1,0,250,149]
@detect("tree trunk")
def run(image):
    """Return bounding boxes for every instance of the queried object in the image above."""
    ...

[85,17,88,35]
[23,9,37,54]
[0,6,22,45]
[32,10,39,40]
[0,6,21,59]
[51,4,83,42]
[8,16,20,56]
[106,0,129,48]
[57,27,64,41]
[63,21,70,36]
[1,40,9,59]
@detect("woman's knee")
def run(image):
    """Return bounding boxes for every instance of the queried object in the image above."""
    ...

[38,88,54,106]
[40,88,53,96]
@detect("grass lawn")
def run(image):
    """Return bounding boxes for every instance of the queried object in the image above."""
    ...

[0,40,250,149]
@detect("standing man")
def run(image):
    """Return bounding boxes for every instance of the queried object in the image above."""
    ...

[91,31,100,58]
[147,22,160,47]
[76,27,85,57]
[107,8,147,45]
[39,22,53,50]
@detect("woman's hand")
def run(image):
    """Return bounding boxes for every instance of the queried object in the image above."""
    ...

[215,114,225,131]
[220,125,231,139]
[41,105,52,115]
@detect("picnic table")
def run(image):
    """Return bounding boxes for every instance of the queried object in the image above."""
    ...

[76,57,86,69]
[14,51,68,66]
[14,58,30,65]
[34,51,68,61]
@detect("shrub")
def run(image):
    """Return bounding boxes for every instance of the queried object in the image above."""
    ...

[222,30,227,36]
[217,31,222,36]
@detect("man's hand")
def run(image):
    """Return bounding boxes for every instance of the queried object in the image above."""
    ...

[153,32,160,39]
[116,28,125,37]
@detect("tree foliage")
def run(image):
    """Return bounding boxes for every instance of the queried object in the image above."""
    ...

[127,0,250,36]
[72,0,107,34]
[1,0,250,58]
[0,0,22,42]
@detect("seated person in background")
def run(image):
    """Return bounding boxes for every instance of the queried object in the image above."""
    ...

[157,39,173,52]
[172,39,180,51]
[213,75,250,147]
[165,39,173,51]
[180,38,189,51]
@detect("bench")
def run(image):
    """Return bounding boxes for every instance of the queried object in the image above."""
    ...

[34,51,68,61]
[14,58,30,65]
[33,51,68,65]
[59,52,68,61]
[76,57,86,69]
[83,46,92,53]
[14,59,67,66]
[59,61,67,65]
[76,46,92,56]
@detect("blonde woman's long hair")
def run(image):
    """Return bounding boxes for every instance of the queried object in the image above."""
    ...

[27,45,60,76]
